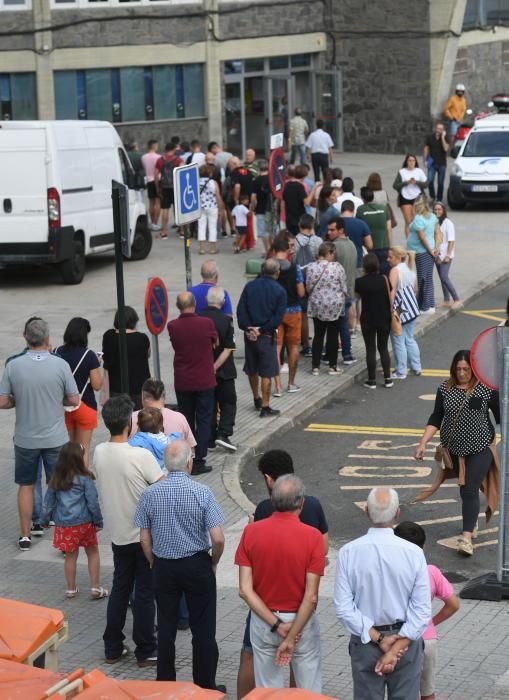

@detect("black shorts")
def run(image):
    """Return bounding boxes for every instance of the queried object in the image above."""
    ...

[243,334,279,379]
[147,181,159,200]
[398,193,418,207]
[161,187,174,210]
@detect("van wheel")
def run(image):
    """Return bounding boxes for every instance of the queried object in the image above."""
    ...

[129,218,152,261]
[59,239,86,284]
[447,189,466,211]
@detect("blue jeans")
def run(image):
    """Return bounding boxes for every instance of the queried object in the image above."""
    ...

[338,313,352,359]
[390,319,421,376]
[427,164,447,201]
[290,144,306,165]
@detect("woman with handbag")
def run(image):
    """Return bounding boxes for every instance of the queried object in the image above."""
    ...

[354,252,393,389]
[56,317,102,466]
[415,349,500,556]
[306,241,348,376]
[387,246,422,379]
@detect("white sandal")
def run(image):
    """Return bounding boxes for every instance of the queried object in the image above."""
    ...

[66,587,79,599]
[90,586,109,600]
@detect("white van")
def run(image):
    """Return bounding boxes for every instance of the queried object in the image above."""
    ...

[0,120,152,284]
[448,113,509,209]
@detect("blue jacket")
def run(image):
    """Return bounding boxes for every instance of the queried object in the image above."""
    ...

[128,431,182,469]
[42,475,103,528]
[237,276,287,334]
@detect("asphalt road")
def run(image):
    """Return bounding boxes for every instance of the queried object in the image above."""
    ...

[241,280,509,584]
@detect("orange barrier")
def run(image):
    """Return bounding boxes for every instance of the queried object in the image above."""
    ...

[0,658,84,699]
[244,690,336,700]
[47,669,226,699]
[0,598,68,671]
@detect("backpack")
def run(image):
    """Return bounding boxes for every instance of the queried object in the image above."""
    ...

[160,156,179,188]
[294,237,316,269]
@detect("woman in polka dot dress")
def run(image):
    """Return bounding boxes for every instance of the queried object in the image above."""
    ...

[414,349,500,557]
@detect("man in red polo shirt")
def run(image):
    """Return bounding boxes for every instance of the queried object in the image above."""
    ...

[235,475,325,691]
[167,291,217,475]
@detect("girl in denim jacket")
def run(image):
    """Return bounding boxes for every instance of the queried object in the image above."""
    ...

[42,442,108,600]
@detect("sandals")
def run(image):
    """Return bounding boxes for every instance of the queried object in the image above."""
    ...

[91,586,109,600]
[66,588,79,599]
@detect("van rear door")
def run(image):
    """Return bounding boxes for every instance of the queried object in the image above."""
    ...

[0,126,49,244]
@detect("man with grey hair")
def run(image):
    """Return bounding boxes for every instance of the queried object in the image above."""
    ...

[235,474,325,691]
[237,259,287,417]
[189,260,233,315]
[334,487,431,699]
[200,286,237,451]
[134,439,225,691]
[0,317,79,551]
[168,292,218,475]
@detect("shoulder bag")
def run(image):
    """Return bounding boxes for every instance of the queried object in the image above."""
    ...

[383,275,402,336]
[63,349,92,413]
[307,262,328,298]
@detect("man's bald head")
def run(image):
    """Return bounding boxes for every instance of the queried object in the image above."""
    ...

[201,260,218,281]
[262,258,279,278]
[176,291,196,312]
[366,487,399,525]
[271,475,305,512]
[228,156,240,170]
[245,148,256,164]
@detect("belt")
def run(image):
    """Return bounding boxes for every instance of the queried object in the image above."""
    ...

[271,609,297,614]
[374,621,404,633]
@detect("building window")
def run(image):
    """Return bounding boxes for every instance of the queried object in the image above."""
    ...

[0,73,37,119]
[54,64,204,122]
[50,0,195,7]
[463,0,509,28]
[0,0,31,9]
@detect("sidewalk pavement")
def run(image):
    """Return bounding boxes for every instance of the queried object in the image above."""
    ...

[0,153,509,698]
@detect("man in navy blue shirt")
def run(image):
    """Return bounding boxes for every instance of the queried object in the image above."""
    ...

[189,260,233,316]
[339,200,373,268]
[237,259,286,418]
[236,449,328,697]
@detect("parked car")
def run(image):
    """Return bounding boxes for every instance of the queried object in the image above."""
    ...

[0,120,152,284]
[448,112,509,209]
[453,94,509,154]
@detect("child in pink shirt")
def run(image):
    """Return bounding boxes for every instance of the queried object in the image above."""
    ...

[395,521,459,700]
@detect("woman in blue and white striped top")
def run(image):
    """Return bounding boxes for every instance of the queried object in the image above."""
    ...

[387,246,422,380]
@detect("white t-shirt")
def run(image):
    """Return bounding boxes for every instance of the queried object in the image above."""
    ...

[305,128,334,154]
[93,441,162,546]
[334,192,364,215]
[191,152,206,166]
[399,167,427,200]
[232,204,249,227]
[439,217,456,259]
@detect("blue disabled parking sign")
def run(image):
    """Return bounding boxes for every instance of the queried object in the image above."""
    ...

[173,163,201,225]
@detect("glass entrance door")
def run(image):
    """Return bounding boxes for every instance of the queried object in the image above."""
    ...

[266,75,291,154]
[314,70,343,151]
[225,79,243,155]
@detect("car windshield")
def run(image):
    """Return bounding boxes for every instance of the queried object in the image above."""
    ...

[463,131,509,157]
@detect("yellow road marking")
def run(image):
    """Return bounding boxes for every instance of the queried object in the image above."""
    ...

[306,424,426,436]
[461,309,505,323]
[348,454,435,461]
[420,369,449,377]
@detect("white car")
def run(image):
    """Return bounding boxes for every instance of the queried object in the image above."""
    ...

[448,114,509,209]
[0,120,152,284]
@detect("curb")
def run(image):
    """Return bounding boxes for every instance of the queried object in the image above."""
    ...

[222,266,509,514]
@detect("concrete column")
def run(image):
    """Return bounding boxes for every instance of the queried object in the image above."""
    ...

[430,0,467,118]
[203,0,223,144]
[33,0,55,119]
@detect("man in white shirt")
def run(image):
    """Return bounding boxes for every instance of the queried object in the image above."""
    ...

[93,394,163,667]
[305,119,334,182]
[333,177,364,215]
[334,487,430,699]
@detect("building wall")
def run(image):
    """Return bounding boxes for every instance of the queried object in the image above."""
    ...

[452,39,509,113]
[330,0,432,153]
[115,118,208,148]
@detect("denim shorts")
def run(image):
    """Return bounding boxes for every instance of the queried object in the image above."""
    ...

[14,445,63,486]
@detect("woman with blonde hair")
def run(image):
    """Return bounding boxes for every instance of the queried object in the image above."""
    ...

[407,196,440,314]
[387,246,421,379]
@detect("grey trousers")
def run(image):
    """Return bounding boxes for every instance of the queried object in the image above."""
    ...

[349,634,423,700]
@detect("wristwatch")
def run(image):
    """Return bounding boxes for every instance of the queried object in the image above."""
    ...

[376,632,385,646]
[270,618,283,633]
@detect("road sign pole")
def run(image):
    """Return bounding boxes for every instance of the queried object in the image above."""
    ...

[111,182,129,395]
[151,333,161,380]
[184,225,192,288]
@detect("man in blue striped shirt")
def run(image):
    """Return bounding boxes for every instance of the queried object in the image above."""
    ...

[134,440,225,690]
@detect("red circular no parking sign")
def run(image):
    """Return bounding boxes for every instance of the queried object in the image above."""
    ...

[268,147,288,200]
[144,277,169,336]
[471,326,499,389]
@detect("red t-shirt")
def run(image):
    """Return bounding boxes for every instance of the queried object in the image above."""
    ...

[234,512,325,611]
[167,313,217,391]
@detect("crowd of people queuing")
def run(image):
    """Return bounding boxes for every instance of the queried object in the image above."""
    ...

[1,116,497,700]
